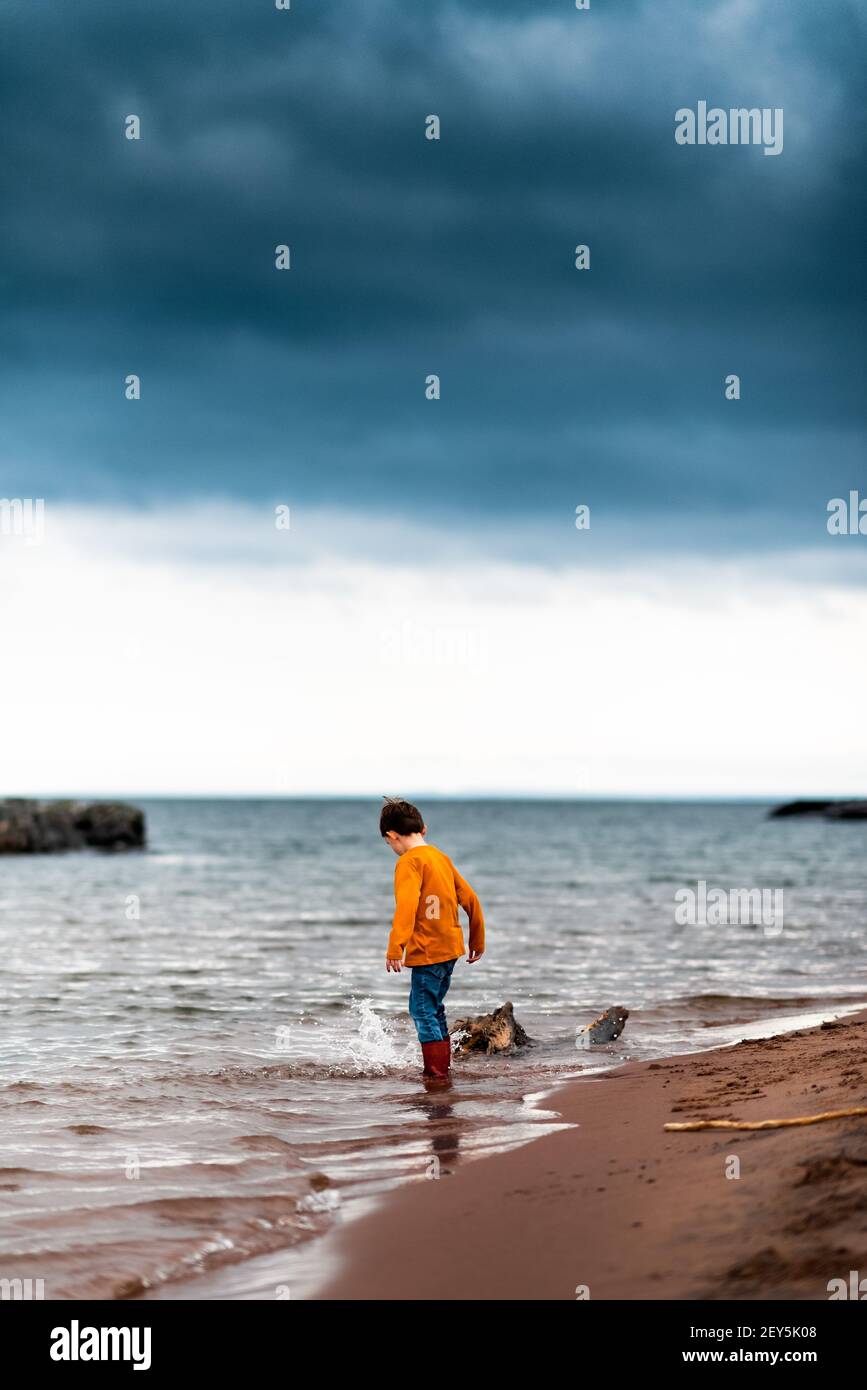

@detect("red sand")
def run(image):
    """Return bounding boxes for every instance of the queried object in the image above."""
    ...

[315,1010,867,1300]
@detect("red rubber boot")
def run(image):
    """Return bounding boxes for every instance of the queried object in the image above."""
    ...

[421,1040,451,1079]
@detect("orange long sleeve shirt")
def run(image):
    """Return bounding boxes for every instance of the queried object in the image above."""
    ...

[387,843,485,967]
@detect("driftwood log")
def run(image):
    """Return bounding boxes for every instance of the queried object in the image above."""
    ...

[0,799,146,854]
[451,1002,631,1056]
[450,1002,531,1055]
[577,1005,629,1045]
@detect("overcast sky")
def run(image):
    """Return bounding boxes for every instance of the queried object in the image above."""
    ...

[1,0,865,795]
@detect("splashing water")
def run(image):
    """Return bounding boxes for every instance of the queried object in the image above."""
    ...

[344,997,419,1074]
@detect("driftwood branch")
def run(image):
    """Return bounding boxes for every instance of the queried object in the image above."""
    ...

[664,1105,867,1133]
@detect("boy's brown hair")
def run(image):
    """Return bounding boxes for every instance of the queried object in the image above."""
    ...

[380,797,425,838]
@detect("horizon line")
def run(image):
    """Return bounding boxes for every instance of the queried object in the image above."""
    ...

[5,791,858,804]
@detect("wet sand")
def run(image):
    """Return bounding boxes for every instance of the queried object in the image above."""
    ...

[313,1009,867,1300]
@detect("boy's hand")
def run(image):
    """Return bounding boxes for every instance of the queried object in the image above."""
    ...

[468,948,484,963]
[386,956,403,972]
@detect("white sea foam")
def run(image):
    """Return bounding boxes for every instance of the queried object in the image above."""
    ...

[343,998,418,1074]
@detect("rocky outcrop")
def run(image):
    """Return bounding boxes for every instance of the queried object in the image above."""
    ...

[769,800,867,820]
[451,1001,531,1055]
[0,800,146,854]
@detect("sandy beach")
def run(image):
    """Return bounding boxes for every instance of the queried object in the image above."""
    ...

[314,1009,867,1301]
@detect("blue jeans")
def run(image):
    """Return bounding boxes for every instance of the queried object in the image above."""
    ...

[408,958,457,1043]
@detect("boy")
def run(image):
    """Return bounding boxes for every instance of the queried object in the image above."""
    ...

[380,798,485,1080]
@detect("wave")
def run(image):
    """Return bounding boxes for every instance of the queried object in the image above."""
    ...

[675,992,867,1012]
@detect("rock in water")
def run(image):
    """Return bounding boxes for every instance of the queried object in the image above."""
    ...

[825,802,867,821]
[0,799,146,854]
[768,800,836,818]
[450,1001,531,1055]
[577,1005,629,1044]
[70,802,147,849]
[769,799,867,820]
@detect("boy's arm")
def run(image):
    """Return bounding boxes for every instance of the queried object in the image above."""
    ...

[452,865,485,958]
[386,856,423,967]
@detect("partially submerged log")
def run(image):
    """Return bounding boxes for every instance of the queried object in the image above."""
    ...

[0,799,146,854]
[576,1005,629,1045]
[451,1002,630,1056]
[451,1002,531,1055]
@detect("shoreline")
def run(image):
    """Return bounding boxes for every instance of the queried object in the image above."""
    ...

[310,1007,867,1301]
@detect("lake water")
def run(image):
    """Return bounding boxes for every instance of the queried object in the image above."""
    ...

[1,797,865,1298]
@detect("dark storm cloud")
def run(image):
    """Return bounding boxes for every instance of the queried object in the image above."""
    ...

[0,0,864,557]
